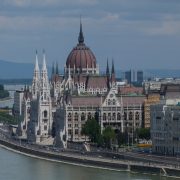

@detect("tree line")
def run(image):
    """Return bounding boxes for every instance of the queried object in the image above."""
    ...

[81,117,150,149]
[0,85,9,99]
[0,111,20,125]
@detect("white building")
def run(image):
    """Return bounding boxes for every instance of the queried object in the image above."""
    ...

[19,51,54,144]
[151,84,180,155]
[16,22,145,147]
[14,90,24,117]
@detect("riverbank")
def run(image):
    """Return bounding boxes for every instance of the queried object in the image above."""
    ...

[0,138,180,178]
[0,97,12,102]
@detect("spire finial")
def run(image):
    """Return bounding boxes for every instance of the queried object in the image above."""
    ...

[52,62,55,75]
[56,62,59,74]
[106,58,110,76]
[78,16,84,44]
[42,49,47,71]
[35,50,39,71]
[111,58,115,74]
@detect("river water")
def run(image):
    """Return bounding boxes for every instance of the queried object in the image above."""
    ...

[0,147,171,180]
[0,84,172,180]
[0,85,24,108]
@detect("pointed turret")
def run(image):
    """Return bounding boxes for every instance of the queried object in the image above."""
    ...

[52,62,55,76]
[111,59,115,74]
[106,59,110,89]
[40,49,50,101]
[56,62,59,75]
[106,59,110,76]
[35,50,39,71]
[42,49,47,71]
[78,17,84,44]
[32,50,40,99]
[111,59,116,85]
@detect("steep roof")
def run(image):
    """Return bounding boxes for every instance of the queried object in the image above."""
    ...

[118,96,146,106]
[86,76,108,89]
[71,96,101,106]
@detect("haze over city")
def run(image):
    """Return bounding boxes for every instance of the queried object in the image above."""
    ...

[0,0,180,70]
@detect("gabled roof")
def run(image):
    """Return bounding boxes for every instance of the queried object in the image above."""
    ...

[86,75,108,89]
[70,96,101,106]
[118,96,146,106]
[52,75,64,83]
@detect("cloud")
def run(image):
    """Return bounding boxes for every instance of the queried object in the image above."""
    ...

[137,15,180,36]
[1,0,180,68]
[1,0,98,8]
[0,15,79,33]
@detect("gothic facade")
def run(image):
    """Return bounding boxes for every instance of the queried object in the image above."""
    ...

[16,22,145,146]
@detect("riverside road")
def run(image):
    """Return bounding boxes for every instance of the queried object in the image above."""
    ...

[0,125,180,172]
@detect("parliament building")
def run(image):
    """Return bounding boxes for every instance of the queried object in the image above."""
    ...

[15,22,145,147]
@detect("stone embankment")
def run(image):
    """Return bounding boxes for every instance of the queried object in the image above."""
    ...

[0,138,180,178]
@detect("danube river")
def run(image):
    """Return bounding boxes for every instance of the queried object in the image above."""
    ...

[0,85,24,108]
[0,147,171,180]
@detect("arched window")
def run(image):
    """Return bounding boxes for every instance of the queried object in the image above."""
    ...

[129,111,133,120]
[94,112,99,121]
[112,113,116,120]
[81,112,85,121]
[68,113,72,121]
[108,113,111,120]
[103,113,106,120]
[74,112,79,121]
[88,112,92,120]
[113,99,116,105]
[124,112,127,120]
[135,112,140,120]
[27,107,30,114]
[117,113,121,120]
[108,99,111,105]
[44,110,47,118]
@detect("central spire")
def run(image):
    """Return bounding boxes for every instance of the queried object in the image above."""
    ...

[78,16,84,44]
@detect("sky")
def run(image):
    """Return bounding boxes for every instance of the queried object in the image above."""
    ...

[0,0,180,70]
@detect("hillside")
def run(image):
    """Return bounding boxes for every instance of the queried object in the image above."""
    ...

[0,60,34,79]
[0,59,180,80]
[0,60,51,79]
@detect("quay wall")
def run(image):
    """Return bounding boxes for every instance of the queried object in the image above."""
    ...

[0,139,180,178]
[0,139,127,171]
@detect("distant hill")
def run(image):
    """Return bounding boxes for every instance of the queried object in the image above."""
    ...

[116,69,180,80]
[0,60,34,79]
[0,60,51,79]
[1,59,180,80]
[144,69,180,79]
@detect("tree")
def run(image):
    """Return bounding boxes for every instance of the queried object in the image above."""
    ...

[51,121,56,138]
[81,118,101,144]
[0,84,9,99]
[0,85,4,91]
[102,126,116,148]
[115,129,126,147]
[136,128,150,140]
[0,112,19,125]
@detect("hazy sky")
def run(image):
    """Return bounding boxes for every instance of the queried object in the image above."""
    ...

[0,0,180,70]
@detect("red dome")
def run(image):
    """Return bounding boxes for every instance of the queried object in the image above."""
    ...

[66,43,96,69]
[66,22,97,70]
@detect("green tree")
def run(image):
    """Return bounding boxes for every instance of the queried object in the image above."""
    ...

[81,118,101,144]
[0,85,4,91]
[136,128,150,140]
[115,130,126,147]
[0,84,9,99]
[0,112,19,125]
[102,126,116,148]
[51,121,56,138]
